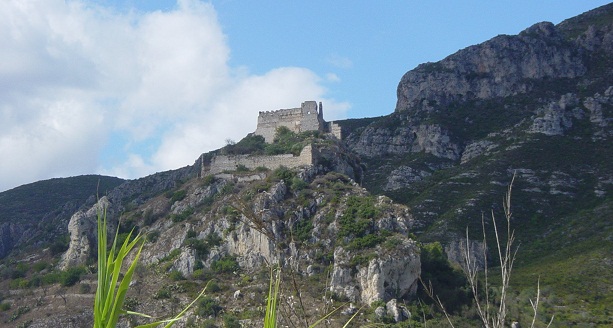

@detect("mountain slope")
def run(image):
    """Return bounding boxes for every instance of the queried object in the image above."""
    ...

[1,4,612,327]
[339,3,613,326]
[0,175,125,258]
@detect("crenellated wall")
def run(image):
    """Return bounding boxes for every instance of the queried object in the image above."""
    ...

[254,101,325,142]
[204,144,315,176]
[201,101,344,177]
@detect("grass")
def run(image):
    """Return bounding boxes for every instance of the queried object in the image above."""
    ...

[94,207,206,328]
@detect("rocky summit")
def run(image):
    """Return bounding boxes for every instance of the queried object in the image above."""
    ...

[1,3,612,327]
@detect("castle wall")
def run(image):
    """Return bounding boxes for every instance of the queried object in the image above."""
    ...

[330,122,343,139]
[254,101,324,142]
[205,144,314,175]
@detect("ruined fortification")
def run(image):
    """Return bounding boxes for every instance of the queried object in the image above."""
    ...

[207,144,315,175]
[254,101,324,142]
[202,101,342,177]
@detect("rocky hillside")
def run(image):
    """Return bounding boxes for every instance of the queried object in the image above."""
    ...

[0,134,424,327]
[340,3,613,326]
[0,3,612,328]
[0,175,124,259]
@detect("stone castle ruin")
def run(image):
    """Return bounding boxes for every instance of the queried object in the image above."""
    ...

[202,101,342,176]
[254,100,341,142]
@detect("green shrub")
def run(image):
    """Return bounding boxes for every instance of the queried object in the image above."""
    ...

[290,177,309,191]
[370,300,386,308]
[154,287,171,299]
[236,164,250,172]
[201,174,216,186]
[41,271,61,285]
[417,242,470,313]
[50,234,70,255]
[169,270,185,281]
[197,296,222,317]
[207,280,221,293]
[186,230,197,239]
[0,302,10,311]
[293,219,313,242]
[338,196,378,239]
[349,253,376,267]
[184,238,209,258]
[147,230,160,243]
[383,236,402,249]
[60,266,86,287]
[271,166,296,185]
[32,261,49,272]
[205,232,222,247]
[199,319,217,328]
[255,166,269,172]
[223,134,266,155]
[171,208,194,222]
[191,269,211,281]
[211,255,239,274]
[223,314,241,328]
[159,249,181,263]
[11,263,28,279]
[346,234,385,250]
[170,190,187,203]
[143,208,155,225]
[9,278,29,289]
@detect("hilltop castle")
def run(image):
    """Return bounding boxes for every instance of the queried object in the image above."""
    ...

[254,101,342,142]
[201,101,342,177]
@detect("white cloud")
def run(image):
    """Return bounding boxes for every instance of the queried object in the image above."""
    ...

[326,73,341,83]
[0,0,350,191]
[325,53,353,69]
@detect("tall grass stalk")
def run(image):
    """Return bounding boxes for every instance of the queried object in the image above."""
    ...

[263,265,361,328]
[94,208,206,328]
[423,176,553,327]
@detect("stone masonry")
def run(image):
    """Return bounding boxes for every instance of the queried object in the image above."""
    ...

[254,101,326,142]
[205,144,315,175]
[202,101,343,177]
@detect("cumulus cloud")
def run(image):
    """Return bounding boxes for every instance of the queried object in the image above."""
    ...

[0,0,349,191]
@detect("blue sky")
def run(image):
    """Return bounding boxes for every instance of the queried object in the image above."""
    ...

[1,0,610,192]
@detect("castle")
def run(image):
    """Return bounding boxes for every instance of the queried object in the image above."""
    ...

[254,101,342,142]
[202,101,342,177]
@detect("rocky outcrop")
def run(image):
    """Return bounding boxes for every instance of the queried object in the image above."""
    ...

[445,237,487,272]
[396,22,587,113]
[460,140,498,164]
[60,197,112,269]
[330,240,420,304]
[345,124,461,160]
[0,222,24,258]
[584,86,613,140]
[384,166,432,191]
[60,164,198,268]
[529,93,582,135]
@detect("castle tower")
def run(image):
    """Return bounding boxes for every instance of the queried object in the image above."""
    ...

[254,101,332,142]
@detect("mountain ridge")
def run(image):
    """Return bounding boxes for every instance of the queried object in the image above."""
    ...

[0,3,612,327]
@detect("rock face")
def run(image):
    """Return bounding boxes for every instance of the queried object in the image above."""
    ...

[60,164,198,269]
[341,4,613,253]
[384,166,432,191]
[0,223,24,259]
[60,198,110,269]
[346,124,461,160]
[529,93,581,135]
[330,239,420,304]
[395,21,587,112]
